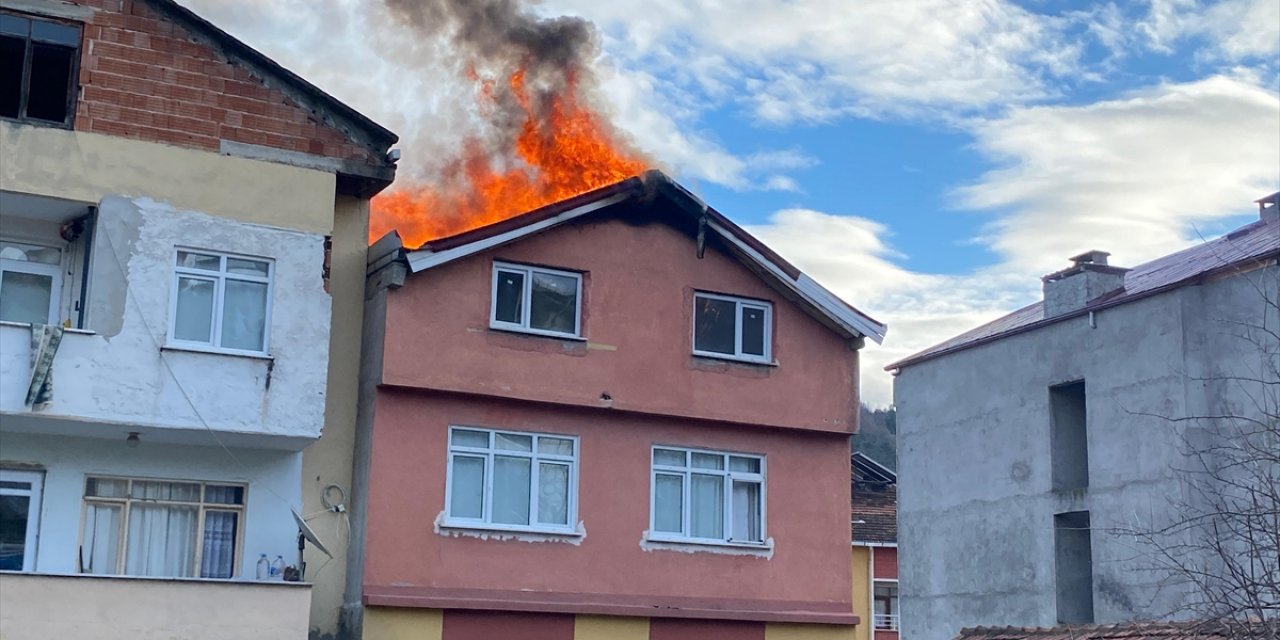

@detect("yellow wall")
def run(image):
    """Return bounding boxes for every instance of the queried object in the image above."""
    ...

[302,194,369,636]
[851,546,871,640]
[363,608,443,640]
[575,615,649,640]
[0,122,336,234]
[766,623,857,640]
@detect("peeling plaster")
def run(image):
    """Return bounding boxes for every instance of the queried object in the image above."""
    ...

[638,531,775,559]
[432,511,586,545]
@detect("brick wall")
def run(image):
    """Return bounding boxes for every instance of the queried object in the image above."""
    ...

[71,0,378,164]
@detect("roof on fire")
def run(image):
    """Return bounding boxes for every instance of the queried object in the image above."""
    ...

[396,170,888,344]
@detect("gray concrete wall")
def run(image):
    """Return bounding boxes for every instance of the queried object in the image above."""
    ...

[894,264,1277,640]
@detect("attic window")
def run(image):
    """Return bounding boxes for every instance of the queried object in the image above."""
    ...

[693,292,772,364]
[490,262,582,339]
[0,12,81,127]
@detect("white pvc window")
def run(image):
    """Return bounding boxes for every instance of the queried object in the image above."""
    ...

[0,240,63,325]
[0,469,44,572]
[692,292,771,363]
[80,476,246,579]
[445,427,578,534]
[170,250,272,354]
[490,262,582,338]
[650,446,765,545]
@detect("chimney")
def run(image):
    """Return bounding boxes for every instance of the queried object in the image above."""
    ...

[1257,192,1279,223]
[1042,250,1129,319]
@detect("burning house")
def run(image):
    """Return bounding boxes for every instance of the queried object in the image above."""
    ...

[0,1,395,638]
[350,171,888,640]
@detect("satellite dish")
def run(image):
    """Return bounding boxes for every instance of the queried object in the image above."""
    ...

[292,508,332,558]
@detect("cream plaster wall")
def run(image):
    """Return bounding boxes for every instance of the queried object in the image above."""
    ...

[0,572,310,639]
[0,122,336,235]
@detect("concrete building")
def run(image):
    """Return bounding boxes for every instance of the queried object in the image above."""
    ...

[0,1,395,638]
[349,171,887,640]
[887,199,1279,639]
[850,452,898,640]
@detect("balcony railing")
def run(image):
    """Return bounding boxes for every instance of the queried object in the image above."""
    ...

[874,613,900,630]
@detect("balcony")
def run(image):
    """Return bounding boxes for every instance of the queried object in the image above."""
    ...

[874,613,900,631]
[0,572,310,639]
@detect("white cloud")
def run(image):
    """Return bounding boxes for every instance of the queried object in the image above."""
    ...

[1138,0,1280,62]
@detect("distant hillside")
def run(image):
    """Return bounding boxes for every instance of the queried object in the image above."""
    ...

[853,405,896,470]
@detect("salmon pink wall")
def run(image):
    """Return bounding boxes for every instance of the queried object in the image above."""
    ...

[380,214,861,434]
[363,389,854,613]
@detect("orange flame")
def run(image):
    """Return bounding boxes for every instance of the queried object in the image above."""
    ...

[370,69,649,248]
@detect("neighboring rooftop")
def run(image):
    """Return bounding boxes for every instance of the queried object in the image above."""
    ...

[954,622,1238,640]
[851,452,896,544]
[888,209,1280,371]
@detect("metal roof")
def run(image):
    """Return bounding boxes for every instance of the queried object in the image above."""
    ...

[888,216,1280,370]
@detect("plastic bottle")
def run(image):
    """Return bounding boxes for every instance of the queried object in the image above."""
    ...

[271,555,286,581]
[256,554,269,580]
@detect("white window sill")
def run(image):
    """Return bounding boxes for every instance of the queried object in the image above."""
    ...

[691,352,777,367]
[438,520,583,538]
[641,532,775,557]
[488,324,587,342]
[161,343,273,361]
[0,321,94,335]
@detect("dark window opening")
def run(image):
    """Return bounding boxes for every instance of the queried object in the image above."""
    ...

[0,12,80,126]
[1054,510,1094,624]
[1050,380,1089,491]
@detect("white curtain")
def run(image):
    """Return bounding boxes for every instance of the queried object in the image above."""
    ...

[690,474,724,539]
[450,456,485,518]
[125,504,198,577]
[200,511,238,578]
[732,481,762,542]
[220,279,268,350]
[654,474,683,533]
[537,463,569,525]
[492,456,531,525]
[82,503,121,574]
[174,277,215,343]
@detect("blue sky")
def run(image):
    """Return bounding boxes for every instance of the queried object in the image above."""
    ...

[188,0,1279,405]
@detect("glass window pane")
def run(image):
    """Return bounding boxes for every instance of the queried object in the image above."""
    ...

[0,15,29,37]
[86,477,129,498]
[83,503,121,575]
[691,453,724,470]
[731,480,762,542]
[0,270,53,324]
[537,463,570,526]
[690,474,724,539]
[204,485,244,505]
[537,437,574,456]
[492,456,531,525]
[741,305,766,356]
[173,277,215,343]
[0,35,23,118]
[653,474,683,533]
[200,510,238,579]
[529,271,578,334]
[493,269,524,324]
[449,456,484,518]
[0,494,30,570]
[0,242,60,264]
[30,21,79,46]
[729,456,761,473]
[452,429,490,448]
[653,449,686,467]
[176,251,220,271]
[694,296,736,354]
[131,481,200,502]
[226,258,269,277]
[494,433,532,451]
[125,503,198,577]
[220,279,268,351]
[25,43,75,123]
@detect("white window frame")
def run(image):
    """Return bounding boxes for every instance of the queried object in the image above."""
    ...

[167,249,274,355]
[691,292,773,364]
[489,261,584,339]
[0,256,63,325]
[648,445,767,547]
[78,475,247,578]
[443,426,580,535]
[0,469,44,572]
[873,579,900,631]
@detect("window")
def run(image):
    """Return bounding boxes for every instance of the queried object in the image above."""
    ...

[170,250,273,354]
[0,469,44,571]
[873,582,899,630]
[490,262,582,338]
[445,427,578,533]
[1050,381,1089,491]
[650,446,765,545]
[80,476,246,578]
[0,12,80,127]
[0,240,62,325]
[693,292,772,363]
